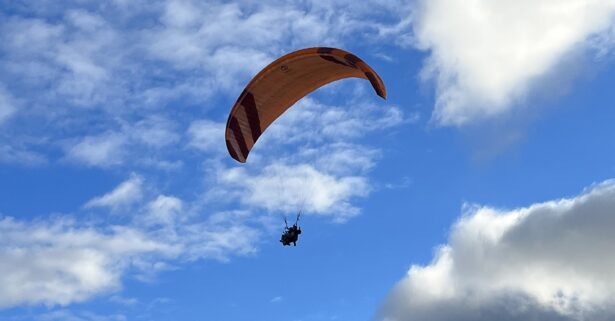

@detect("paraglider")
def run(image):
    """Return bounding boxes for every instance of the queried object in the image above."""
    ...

[225,47,387,163]
[224,47,387,246]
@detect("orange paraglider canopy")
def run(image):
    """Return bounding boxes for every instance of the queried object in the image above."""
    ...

[225,47,387,163]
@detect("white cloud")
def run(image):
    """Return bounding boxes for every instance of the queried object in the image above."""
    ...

[0,175,263,308]
[0,0,407,169]
[1,12,122,108]
[129,116,180,149]
[181,221,260,262]
[0,217,175,308]
[63,117,181,168]
[411,0,615,125]
[66,132,127,167]
[187,119,225,154]
[310,143,379,175]
[215,163,369,222]
[140,195,184,227]
[84,175,143,211]
[378,180,615,321]
[141,0,403,94]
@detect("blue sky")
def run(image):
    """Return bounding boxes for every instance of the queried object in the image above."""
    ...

[2,1,615,321]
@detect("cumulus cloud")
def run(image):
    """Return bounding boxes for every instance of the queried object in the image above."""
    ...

[412,0,615,125]
[215,163,369,222]
[377,180,615,321]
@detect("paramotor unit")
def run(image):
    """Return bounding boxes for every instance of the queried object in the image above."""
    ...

[280,211,302,246]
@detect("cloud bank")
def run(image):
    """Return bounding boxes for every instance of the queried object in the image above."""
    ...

[377,180,615,321]
[412,0,615,125]
[0,176,261,308]
[0,217,174,308]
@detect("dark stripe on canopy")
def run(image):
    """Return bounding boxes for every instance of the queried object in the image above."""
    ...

[344,54,362,67]
[319,55,354,68]
[226,139,240,161]
[364,71,385,98]
[228,117,249,160]
[241,92,262,143]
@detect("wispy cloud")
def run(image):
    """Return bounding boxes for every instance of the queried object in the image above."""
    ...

[84,174,144,211]
[187,120,226,155]
[0,86,16,125]
[66,132,127,167]
[108,295,138,306]
[257,98,404,149]
[0,0,406,170]
[64,117,181,168]
[180,211,261,262]
[0,145,47,166]
[139,195,184,227]
[130,116,180,149]
[378,180,615,321]
[18,309,128,321]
